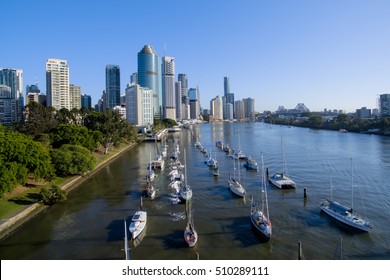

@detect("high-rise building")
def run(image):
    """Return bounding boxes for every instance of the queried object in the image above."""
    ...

[138,45,161,120]
[130,73,138,85]
[162,56,176,120]
[0,68,23,100]
[69,84,81,109]
[26,83,46,106]
[0,68,23,122]
[210,95,223,121]
[46,58,70,110]
[178,73,189,119]
[243,98,255,119]
[379,94,390,117]
[81,94,92,110]
[234,100,245,120]
[105,65,121,109]
[188,87,200,119]
[0,85,18,125]
[175,81,182,121]
[224,77,230,97]
[126,84,153,126]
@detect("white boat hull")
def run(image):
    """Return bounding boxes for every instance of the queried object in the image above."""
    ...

[321,204,371,232]
[129,211,147,239]
[229,180,246,197]
[250,210,272,240]
[269,173,296,189]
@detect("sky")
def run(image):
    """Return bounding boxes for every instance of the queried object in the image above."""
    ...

[2,0,390,113]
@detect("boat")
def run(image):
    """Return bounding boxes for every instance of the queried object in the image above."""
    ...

[146,178,156,200]
[184,201,198,247]
[244,156,258,171]
[223,144,232,154]
[213,166,219,177]
[146,153,156,181]
[179,149,193,201]
[205,151,218,168]
[216,140,224,149]
[161,138,168,157]
[149,159,165,170]
[228,155,246,197]
[129,200,147,240]
[320,163,372,232]
[232,149,247,160]
[269,137,296,189]
[250,153,272,241]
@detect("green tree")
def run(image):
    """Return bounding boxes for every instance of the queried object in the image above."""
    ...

[308,115,323,128]
[50,124,102,151]
[39,185,67,205]
[50,144,96,176]
[17,102,56,138]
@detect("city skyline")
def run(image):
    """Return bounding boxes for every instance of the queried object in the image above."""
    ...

[2,0,390,113]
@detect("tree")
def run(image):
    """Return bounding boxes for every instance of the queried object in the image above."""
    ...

[49,124,102,151]
[17,102,56,138]
[308,115,323,128]
[50,144,96,176]
[39,185,67,205]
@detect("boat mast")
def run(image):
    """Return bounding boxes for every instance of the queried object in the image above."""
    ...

[351,158,354,210]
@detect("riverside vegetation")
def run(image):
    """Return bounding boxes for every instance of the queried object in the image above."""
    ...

[0,102,139,218]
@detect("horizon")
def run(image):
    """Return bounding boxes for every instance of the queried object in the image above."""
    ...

[2,0,390,113]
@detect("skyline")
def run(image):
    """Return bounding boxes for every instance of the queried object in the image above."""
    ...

[2,0,390,113]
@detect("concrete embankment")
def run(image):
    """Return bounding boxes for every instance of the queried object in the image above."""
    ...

[0,142,137,240]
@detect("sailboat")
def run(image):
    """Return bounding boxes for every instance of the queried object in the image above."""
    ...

[269,137,296,189]
[146,152,156,182]
[250,152,272,240]
[129,197,147,240]
[146,177,156,200]
[184,201,198,247]
[320,159,372,232]
[228,152,246,197]
[179,149,193,201]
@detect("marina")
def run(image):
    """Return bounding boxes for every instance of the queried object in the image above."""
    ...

[0,122,389,260]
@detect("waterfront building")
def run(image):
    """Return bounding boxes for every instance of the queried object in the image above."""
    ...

[224,76,230,96]
[26,83,46,106]
[243,98,255,119]
[178,73,189,120]
[379,94,390,117]
[210,95,223,121]
[224,102,234,120]
[126,84,153,126]
[138,45,161,120]
[46,58,70,110]
[234,100,245,120]
[81,94,92,110]
[188,87,201,120]
[356,107,371,119]
[69,84,81,109]
[162,55,176,120]
[106,65,121,109]
[175,81,182,120]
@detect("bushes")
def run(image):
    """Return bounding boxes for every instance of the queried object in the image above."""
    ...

[39,185,67,205]
[50,144,96,177]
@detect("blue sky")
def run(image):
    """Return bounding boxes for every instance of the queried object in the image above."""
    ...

[2,0,390,113]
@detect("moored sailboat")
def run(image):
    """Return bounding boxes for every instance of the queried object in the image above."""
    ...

[250,152,272,240]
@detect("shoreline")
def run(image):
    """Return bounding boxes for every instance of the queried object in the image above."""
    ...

[0,142,138,241]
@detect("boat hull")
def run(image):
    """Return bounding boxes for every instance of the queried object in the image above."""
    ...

[320,205,371,232]
[129,211,147,239]
[269,173,296,189]
[250,213,272,241]
[229,180,246,197]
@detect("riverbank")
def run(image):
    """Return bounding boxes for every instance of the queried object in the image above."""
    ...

[0,142,138,240]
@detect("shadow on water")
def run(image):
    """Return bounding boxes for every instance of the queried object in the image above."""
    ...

[156,229,188,249]
[106,218,129,242]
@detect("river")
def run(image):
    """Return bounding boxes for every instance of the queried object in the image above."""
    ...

[1,122,389,260]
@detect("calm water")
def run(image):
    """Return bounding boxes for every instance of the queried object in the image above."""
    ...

[1,122,390,260]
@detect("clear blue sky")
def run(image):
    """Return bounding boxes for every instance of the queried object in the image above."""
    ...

[2,0,390,113]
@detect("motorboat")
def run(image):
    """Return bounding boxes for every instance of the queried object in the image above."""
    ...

[129,210,147,240]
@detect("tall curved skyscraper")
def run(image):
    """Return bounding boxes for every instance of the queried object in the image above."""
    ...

[138,45,161,119]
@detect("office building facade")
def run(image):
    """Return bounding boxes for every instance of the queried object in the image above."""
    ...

[138,45,161,120]
[162,56,176,120]
[46,58,70,110]
[126,84,153,126]
[106,65,121,109]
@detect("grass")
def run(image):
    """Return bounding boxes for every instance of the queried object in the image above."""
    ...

[0,142,135,220]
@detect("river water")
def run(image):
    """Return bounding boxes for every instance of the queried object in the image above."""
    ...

[1,122,389,260]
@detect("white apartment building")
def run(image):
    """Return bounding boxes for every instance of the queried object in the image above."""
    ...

[46,58,70,110]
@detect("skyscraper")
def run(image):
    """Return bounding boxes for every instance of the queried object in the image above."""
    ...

[126,84,153,126]
[175,81,182,120]
[379,94,390,117]
[0,68,23,122]
[105,65,121,109]
[46,58,70,110]
[162,55,176,120]
[178,73,189,119]
[138,45,161,120]
[224,77,230,97]
[188,87,200,119]
[81,94,92,110]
